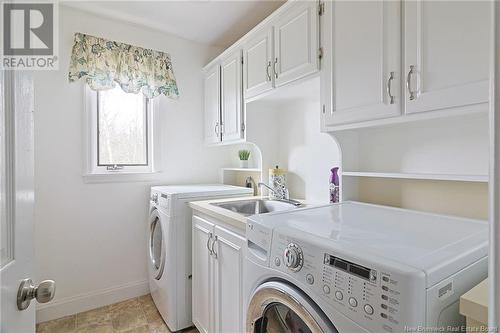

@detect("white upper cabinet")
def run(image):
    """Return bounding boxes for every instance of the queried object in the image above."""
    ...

[321,1,402,127]
[404,1,491,114]
[243,1,320,101]
[204,64,221,144]
[204,50,244,145]
[273,1,319,87]
[221,50,244,142]
[204,1,320,140]
[243,27,274,100]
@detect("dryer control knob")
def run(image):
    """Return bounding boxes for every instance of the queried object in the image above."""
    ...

[283,243,303,272]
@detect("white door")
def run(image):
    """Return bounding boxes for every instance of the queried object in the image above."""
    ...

[243,27,274,100]
[213,226,245,333]
[321,1,401,127]
[0,72,54,333]
[404,1,490,114]
[192,216,215,333]
[221,50,243,143]
[204,65,222,144]
[273,1,319,87]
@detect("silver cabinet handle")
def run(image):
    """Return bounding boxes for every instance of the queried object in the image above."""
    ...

[273,58,278,79]
[387,71,395,104]
[406,65,416,101]
[206,232,213,255]
[266,61,272,81]
[214,122,219,135]
[211,235,218,259]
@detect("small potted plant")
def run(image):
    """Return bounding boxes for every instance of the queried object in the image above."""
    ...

[238,150,251,168]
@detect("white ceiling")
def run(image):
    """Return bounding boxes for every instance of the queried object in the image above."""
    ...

[62,1,285,48]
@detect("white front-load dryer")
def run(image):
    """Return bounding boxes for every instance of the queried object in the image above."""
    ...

[245,243,369,333]
[148,185,252,332]
[148,193,174,329]
[245,202,488,333]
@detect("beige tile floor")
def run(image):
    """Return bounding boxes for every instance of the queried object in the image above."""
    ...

[36,294,199,333]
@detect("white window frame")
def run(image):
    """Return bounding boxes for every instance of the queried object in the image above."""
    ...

[83,85,161,182]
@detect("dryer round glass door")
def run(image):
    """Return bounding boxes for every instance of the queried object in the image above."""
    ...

[149,210,165,280]
[247,281,338,333]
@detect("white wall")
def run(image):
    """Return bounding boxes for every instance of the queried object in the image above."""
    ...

[33,6,244,322]
[277,101,339,203]
[246,78,341,204]
[334,112,490,220]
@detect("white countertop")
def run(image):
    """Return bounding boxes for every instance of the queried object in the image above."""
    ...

[460,278,488,324]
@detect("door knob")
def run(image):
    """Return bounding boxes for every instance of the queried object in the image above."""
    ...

[17,278,56,310]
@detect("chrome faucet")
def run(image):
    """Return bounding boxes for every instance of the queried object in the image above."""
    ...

[258,182,302,207]
[245,176,258,196]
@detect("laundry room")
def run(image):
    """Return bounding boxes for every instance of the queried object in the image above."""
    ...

[1,1,499,333]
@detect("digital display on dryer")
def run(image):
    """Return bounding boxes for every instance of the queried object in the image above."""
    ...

[349,264,371,280]
[334,258,348,270]
[324,254,374,281]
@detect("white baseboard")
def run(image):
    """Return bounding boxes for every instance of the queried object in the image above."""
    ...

[36,279,149,323]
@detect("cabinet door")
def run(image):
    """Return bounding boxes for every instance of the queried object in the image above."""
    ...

[273,1,318,87]
[192,216,215,333]
[243,27,274,100]
[321,1,401,127]
[204,65,221,144]
[213,226,245,333]
[404,1,490,114]
[221,50,244,142]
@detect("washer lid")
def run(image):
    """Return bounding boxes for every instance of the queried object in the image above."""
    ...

[151,184,252,198]
[248,201,488,287]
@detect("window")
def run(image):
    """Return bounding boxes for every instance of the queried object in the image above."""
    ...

[84,86,160,180]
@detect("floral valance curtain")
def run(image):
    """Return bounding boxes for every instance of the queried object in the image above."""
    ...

[68,33,179,99]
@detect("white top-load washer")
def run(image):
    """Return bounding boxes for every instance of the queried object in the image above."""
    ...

[245,201,488,333]
[148,184,252,331]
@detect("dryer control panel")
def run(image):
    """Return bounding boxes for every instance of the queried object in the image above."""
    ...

[269,232,425,333]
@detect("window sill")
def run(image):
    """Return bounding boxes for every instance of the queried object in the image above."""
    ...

[83,171,161,184]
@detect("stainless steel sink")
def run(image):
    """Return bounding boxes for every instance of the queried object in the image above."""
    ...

[211,199,300,216]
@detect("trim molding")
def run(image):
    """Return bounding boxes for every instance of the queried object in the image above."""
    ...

[36,279,149,323]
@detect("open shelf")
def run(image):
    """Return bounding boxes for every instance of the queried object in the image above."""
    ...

[342,171,488,183]
[221,167,262,172]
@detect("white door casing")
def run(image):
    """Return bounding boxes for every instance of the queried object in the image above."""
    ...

[221,50,244,142]
[404,0,491,114]
[0,71,36,333]
[490,1,499,328]
[321,0,402,127]
[273,1,319,88]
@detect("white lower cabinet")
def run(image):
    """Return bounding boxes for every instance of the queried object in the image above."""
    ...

[213,225,245,333]
[192,214,245,333]
[192,216,214,333]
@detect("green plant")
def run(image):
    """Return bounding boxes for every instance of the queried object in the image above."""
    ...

[238,150,251,161]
